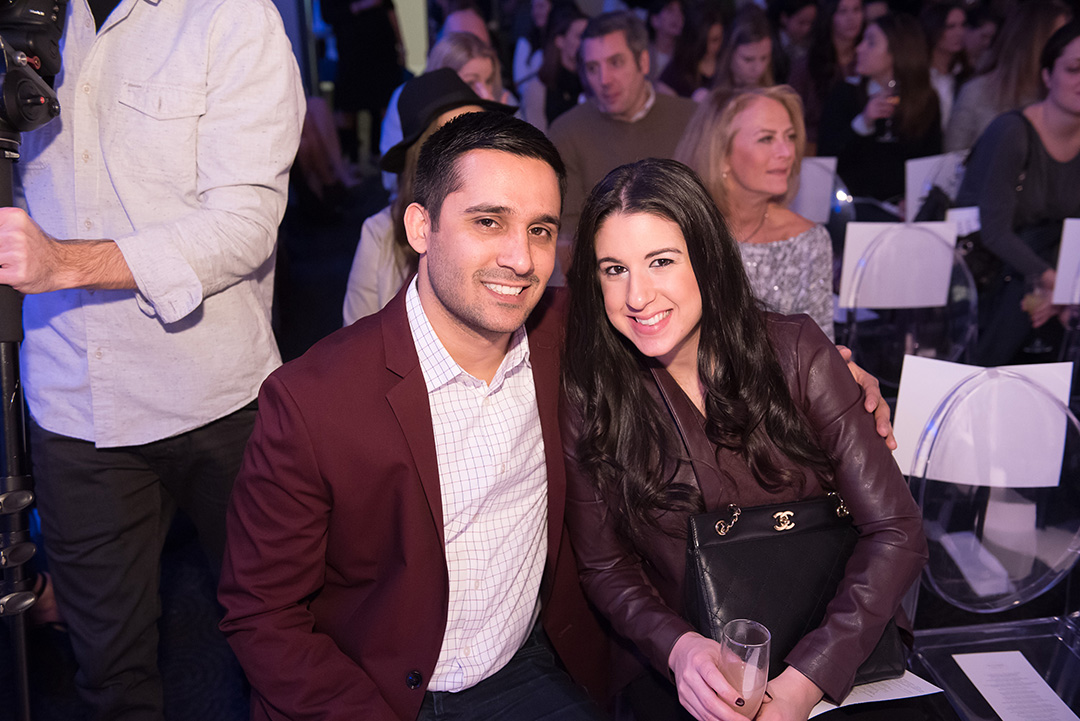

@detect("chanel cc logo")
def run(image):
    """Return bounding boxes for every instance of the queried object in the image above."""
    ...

[772,511,795,531]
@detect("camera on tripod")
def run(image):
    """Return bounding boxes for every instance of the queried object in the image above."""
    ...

[0,0,66,132]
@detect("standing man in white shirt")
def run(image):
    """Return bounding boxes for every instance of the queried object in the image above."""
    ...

[0,0,304,716]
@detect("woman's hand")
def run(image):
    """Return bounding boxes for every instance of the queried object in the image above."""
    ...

[755,667,824,721]
[861,94,897,123]
[669,632,752,721]
[1023,269,1060,328]
[836,345,896,449]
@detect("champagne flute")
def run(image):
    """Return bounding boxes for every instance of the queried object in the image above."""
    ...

[880,79,900,142]
[719,619,771,718]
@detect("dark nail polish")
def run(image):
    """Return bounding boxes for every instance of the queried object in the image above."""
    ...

[735,698,745,707]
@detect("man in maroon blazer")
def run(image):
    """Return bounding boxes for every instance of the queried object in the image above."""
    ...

[218,112,607,720]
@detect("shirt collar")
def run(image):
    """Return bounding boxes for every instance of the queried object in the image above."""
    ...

[624,82,656,124]
[405,278,530,394]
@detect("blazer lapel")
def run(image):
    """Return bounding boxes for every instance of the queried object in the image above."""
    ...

[528,291,567,571]
[382,286,445,549]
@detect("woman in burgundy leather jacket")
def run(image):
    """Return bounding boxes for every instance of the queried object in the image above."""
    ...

[560,158,927,721]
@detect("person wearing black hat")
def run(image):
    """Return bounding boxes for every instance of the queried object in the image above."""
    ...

[343,68,515,325]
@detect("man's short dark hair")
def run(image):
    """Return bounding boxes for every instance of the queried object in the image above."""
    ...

[580,11,650,64]
[413,111,567,228]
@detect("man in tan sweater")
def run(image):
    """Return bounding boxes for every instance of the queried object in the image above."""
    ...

[549,11,697,278]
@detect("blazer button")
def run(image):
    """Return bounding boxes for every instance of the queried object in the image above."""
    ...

[405,670,423,689]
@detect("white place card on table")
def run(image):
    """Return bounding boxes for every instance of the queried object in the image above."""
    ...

[953,651,1079,721]
[808,671,941,718]
[946,206,980,236]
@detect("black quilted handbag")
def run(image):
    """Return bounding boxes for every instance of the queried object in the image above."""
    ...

[684,493,907,685]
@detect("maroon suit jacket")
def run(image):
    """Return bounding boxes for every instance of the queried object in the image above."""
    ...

[219,286,607,720]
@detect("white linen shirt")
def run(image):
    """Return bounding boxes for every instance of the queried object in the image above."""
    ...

[16,0,305,447]
[405,279,548,692]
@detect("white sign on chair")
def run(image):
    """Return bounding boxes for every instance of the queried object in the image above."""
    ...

[838,222,958,309]
[893,355,1073,489]
[1051,218,1080,305]
[789,156,838,225]
[905,151,968,223]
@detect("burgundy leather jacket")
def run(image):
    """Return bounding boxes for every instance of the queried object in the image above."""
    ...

[562,314,928,704]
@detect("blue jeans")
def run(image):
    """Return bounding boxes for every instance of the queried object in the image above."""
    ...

[417,624,605,721]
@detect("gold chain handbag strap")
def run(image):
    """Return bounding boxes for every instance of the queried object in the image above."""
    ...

[714,493,848,537]
[714,504,741,536]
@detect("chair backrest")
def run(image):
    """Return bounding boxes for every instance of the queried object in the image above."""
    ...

[837,223,978,389]
[905,151,968,223]
[790,156,838,225]
[839,222,961,309]
[908,368,1080,613]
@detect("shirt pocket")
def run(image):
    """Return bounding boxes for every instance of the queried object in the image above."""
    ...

[113,81,206,182]
[117,81,207,120]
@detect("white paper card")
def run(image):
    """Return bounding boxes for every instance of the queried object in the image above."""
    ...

[791,156,838,224]
[893,356,1072,487]
[953,651,1079,721]
[906,152,967,223]
[1052,219,1080,305]
[947,206,981,236]
[808,671,942,718]
[838,222,957,308]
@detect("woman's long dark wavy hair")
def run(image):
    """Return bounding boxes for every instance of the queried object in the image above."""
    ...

[807,0,863,107]
[562,158,836,544]
[873,13,940,140]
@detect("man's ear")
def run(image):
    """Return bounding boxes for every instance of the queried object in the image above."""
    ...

[638,48,650,78]
[404,202,431,255]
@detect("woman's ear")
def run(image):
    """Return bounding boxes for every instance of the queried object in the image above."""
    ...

[404,202,431,255]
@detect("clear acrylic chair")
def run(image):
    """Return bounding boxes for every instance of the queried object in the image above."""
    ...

[838,223,978,393]
[905,367,1080,719]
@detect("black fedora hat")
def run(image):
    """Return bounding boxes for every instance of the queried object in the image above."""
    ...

[380,68,516,173]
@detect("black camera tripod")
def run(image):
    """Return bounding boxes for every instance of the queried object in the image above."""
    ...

[0,2,66,718]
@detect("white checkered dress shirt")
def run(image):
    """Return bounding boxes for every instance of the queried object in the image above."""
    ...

[406,280,548,692]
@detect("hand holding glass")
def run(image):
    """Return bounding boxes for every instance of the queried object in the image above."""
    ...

[719,619,770,718]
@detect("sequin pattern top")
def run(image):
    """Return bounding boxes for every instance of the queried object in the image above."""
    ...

[738,224,835,341]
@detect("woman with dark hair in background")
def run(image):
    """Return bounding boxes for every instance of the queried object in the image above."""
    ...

[956,21,1080,365]
[513,0,553,88]
[658,4,726,98]
[945,0,1070,151]
[561,157,926,721]
[693,5,774,102]
[770,0,818,83]
[519,2,587,133]
[921,2,970,131]
[818,13,941,204]
[962,4,1000,73]
[648,0,687,80]
[790,0,864,145]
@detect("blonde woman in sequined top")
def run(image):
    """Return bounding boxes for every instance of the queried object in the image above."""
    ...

[675,85,835,339]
